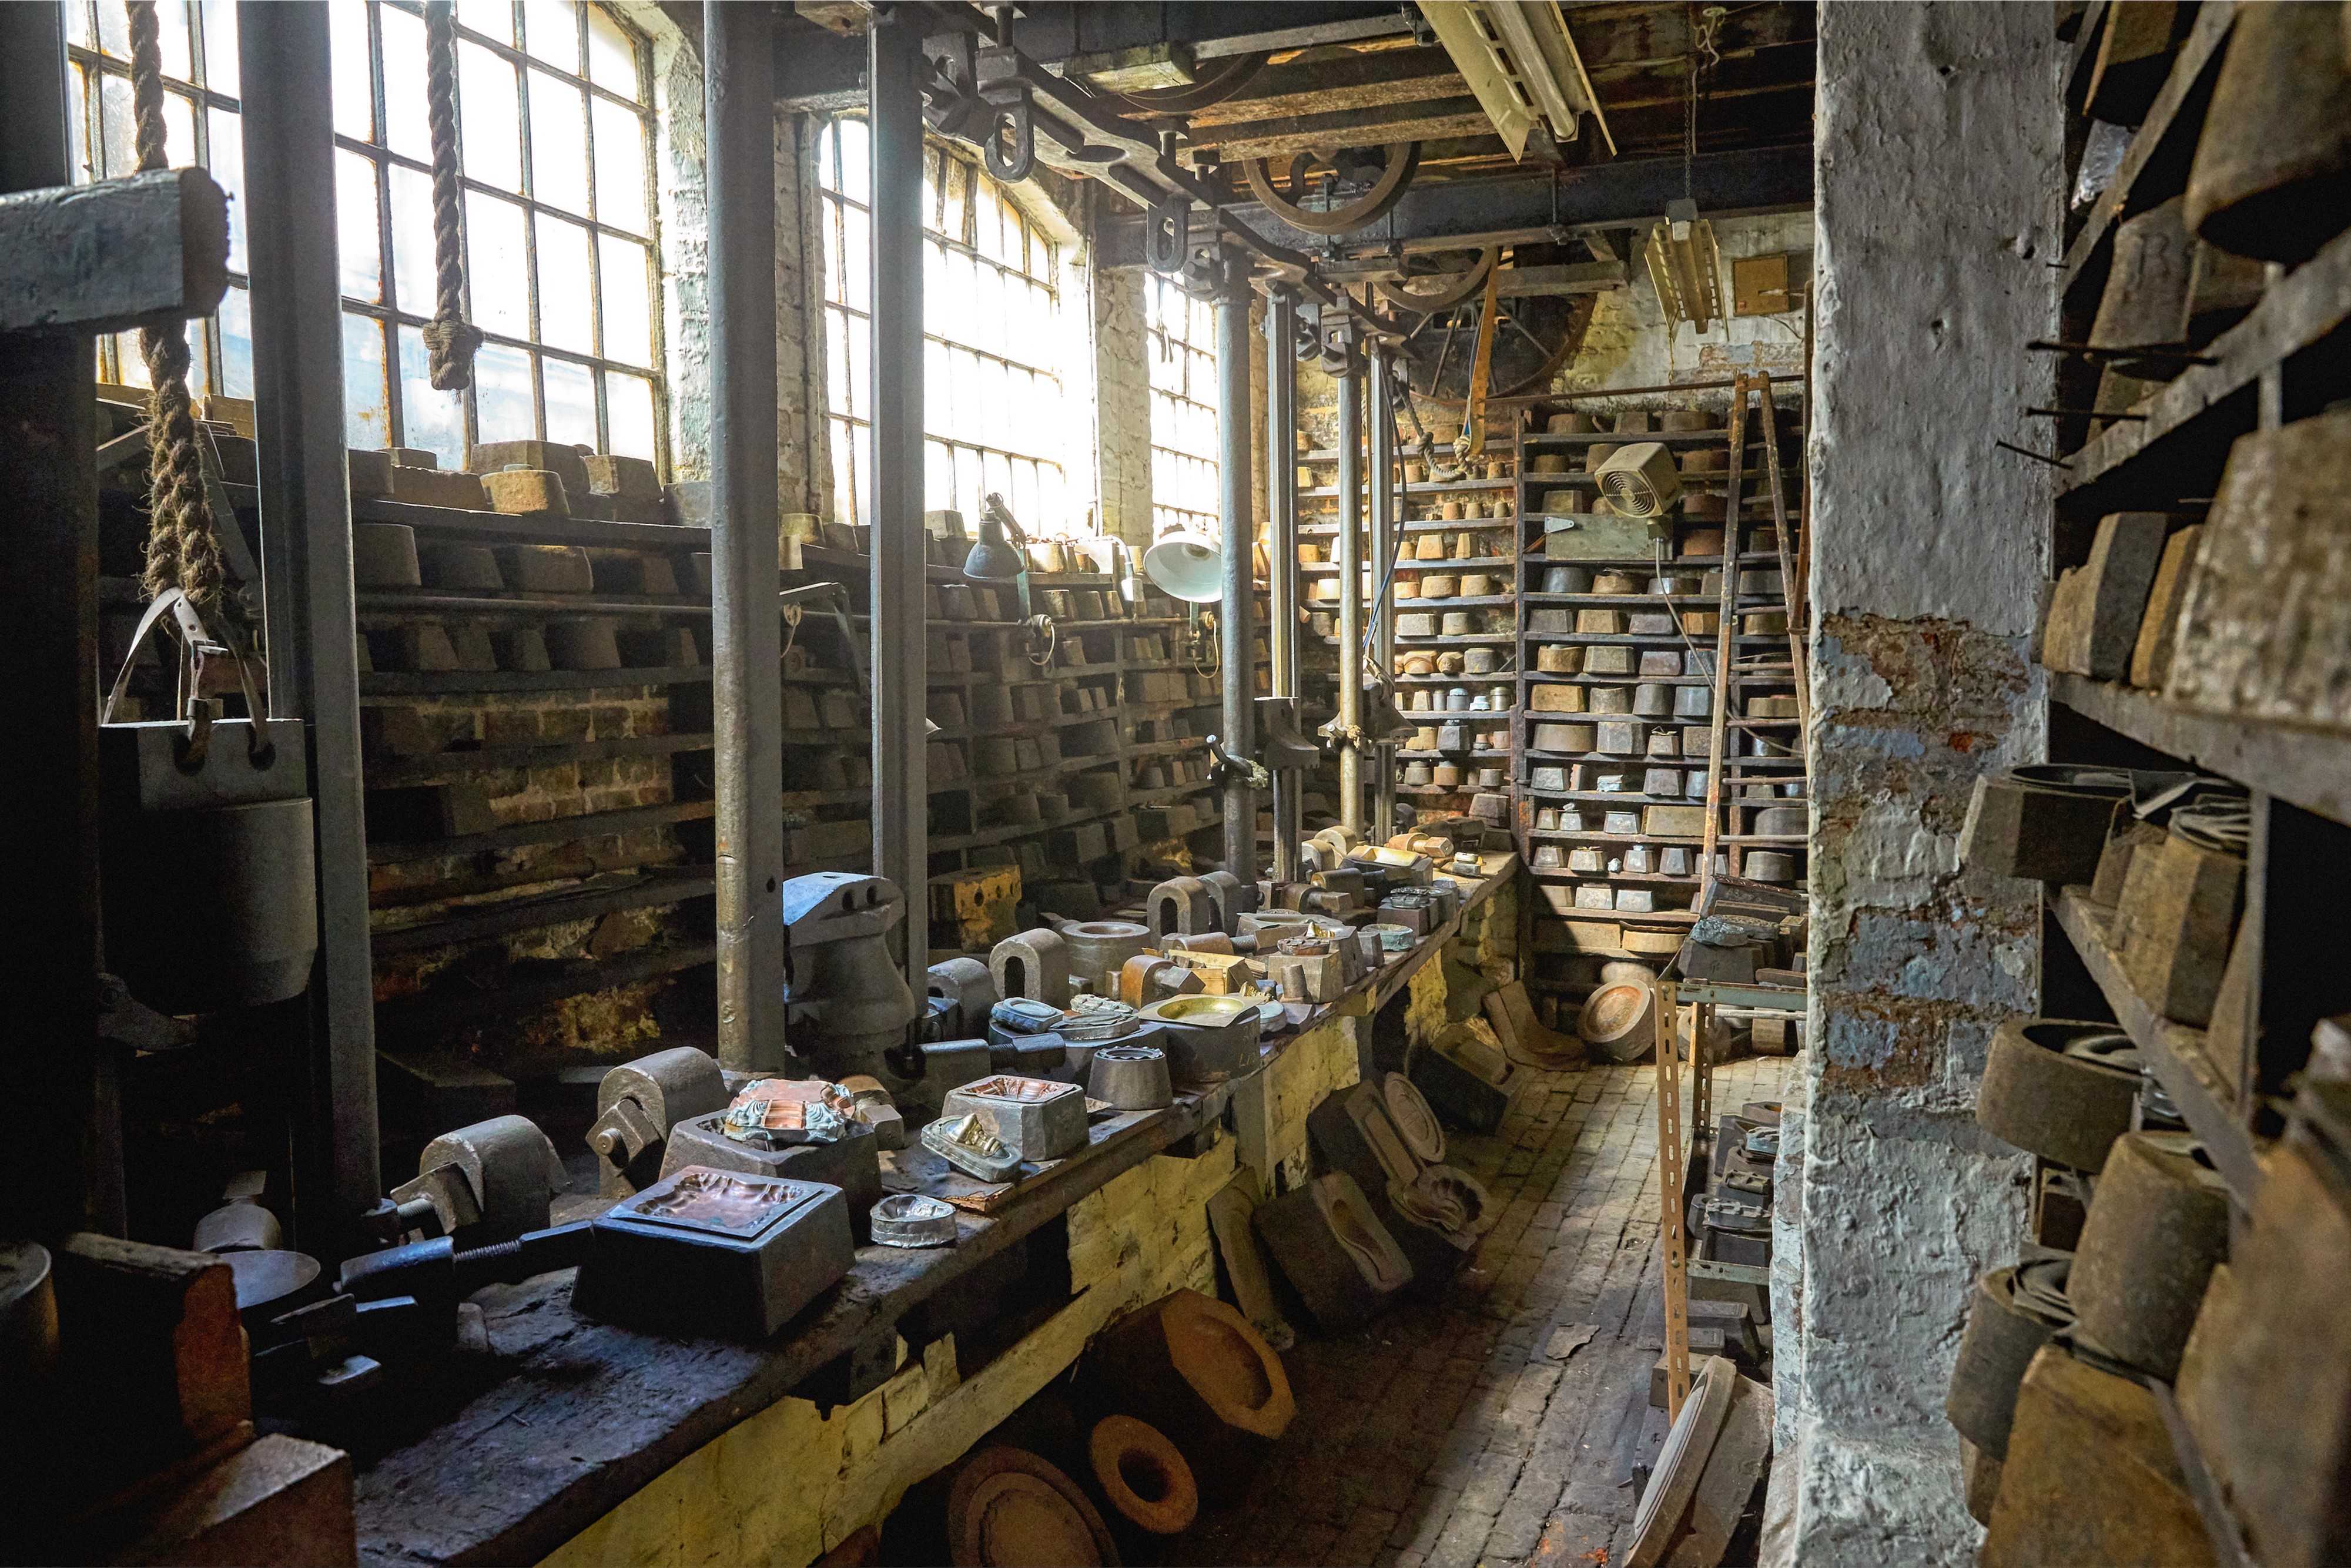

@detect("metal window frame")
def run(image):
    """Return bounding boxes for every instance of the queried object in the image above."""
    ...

[1145,270,1220,537]
[336,0,665,467]
[68,0,667,467]
[815,115,1066,533]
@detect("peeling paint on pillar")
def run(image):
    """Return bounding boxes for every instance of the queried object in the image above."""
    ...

[1781,4,2061,1563]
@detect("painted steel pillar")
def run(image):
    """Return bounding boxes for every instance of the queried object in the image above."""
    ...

[1263,284,1301,883]
[706,0,786,1073]
[869,11,928,997]
[242,1,380,1249]
[0,1,112,1238]
[1215,262,1257,884]
[1368,346,1398,842]
[1332,325,1365,835]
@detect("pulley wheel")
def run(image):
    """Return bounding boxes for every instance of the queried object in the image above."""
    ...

[1975,1017,2142,1172]
[1088,1415,1198,1535]
[1946,1259,2074,1460]
[1579,981,1657,1064]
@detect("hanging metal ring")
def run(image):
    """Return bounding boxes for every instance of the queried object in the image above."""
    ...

[984,95,1035,182]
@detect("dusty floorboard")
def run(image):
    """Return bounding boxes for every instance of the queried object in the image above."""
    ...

[1166,1053,1794,1568]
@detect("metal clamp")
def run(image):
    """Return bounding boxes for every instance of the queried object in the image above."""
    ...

[1204,733,1271,791]
[982,91,1034,182]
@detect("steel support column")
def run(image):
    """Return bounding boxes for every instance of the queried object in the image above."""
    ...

[1368,346,1397,842]
[1263,285,1301,883]
[1215,263,1257,884]
[869,12,927,997]
[242,1,379,1252]
[707,1,786,1074]
[0,2,112,1239]
[1333,329,1365,835]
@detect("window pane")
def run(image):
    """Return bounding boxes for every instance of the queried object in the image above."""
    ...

[396,325,467,468]
[465,192,530,339]
[605,371,654,460]
[200,0,238,95]
[157,0,193,82]
[68,0,93,48]
[336,149,381,303]
[343,312,390,448]
[217,286,252,397]
[207,107,245,272]
[456,0,510,43]
[99,71,135,176]
[834,116,868,206]
[598,233,651,366]
[527,71,589,213]
[840,189,870,313]
[590,96,645,233]
[380,6,432,163]
[523,0,578,69]
[162,91,194,170]
[823,308,850,417]
[460,41,521,190]
[69,64,92,182]
[112,330,151,388]
[330,1,373,143]
[535,215,594,354]
[387,163,437,317]
[97,0,129,58]
[542,356,596,448]
[829,417,859,530]
[587,6,639,98]
[473,341,536,442]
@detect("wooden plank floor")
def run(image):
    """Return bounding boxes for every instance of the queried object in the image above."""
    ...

[1166,1053,1795,1568]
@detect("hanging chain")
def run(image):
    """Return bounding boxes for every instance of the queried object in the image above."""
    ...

[422,0,483,390]
[128,0,230,619]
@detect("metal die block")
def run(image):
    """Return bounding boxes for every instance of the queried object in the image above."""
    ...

[1595,719,1646,755]
[1252,1172,1412,1330]
[574,1167,855,1338]
[658,1113,883,1239]
[940,1074,1090,1162]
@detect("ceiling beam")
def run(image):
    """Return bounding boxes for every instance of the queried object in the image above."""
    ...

[1096,143,1813,266]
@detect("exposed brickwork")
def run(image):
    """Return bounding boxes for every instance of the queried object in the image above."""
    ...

[1168,1053,1794,1567]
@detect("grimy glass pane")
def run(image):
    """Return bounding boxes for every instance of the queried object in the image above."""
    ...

[829,418,859,531]
[459,39,522,191]
[206,106,246,272]
[396,326,466,468]
[824,307,851,418]
[68,63,91,182]
[156,0,192,81]
[379,5,431,163]
[604,370,655,460]
[162,92,194,172]
[542,355,596,448]
[336,148,382,303]
[199,0,237,96]
[342,311,390,449]
[598,233,652,367]
[330,0,372,142]
[456,0,510,44]
[96,0,129,58]
[464,191,531,339]
[528,71,590,215]
[523,0,579,71]
[534,214,595,355]
[98,71,134,176]
[217,284,252,399]
[590,96,646,234]
[387,163,437,318]
[472,341,537,443]
[586,6,638,99]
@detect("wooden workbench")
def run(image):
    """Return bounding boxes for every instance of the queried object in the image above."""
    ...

[351,856,1515,1565]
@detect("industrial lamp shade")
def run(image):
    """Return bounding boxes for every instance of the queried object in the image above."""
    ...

[963,515,1026,580]
[1142,530,1225,603]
